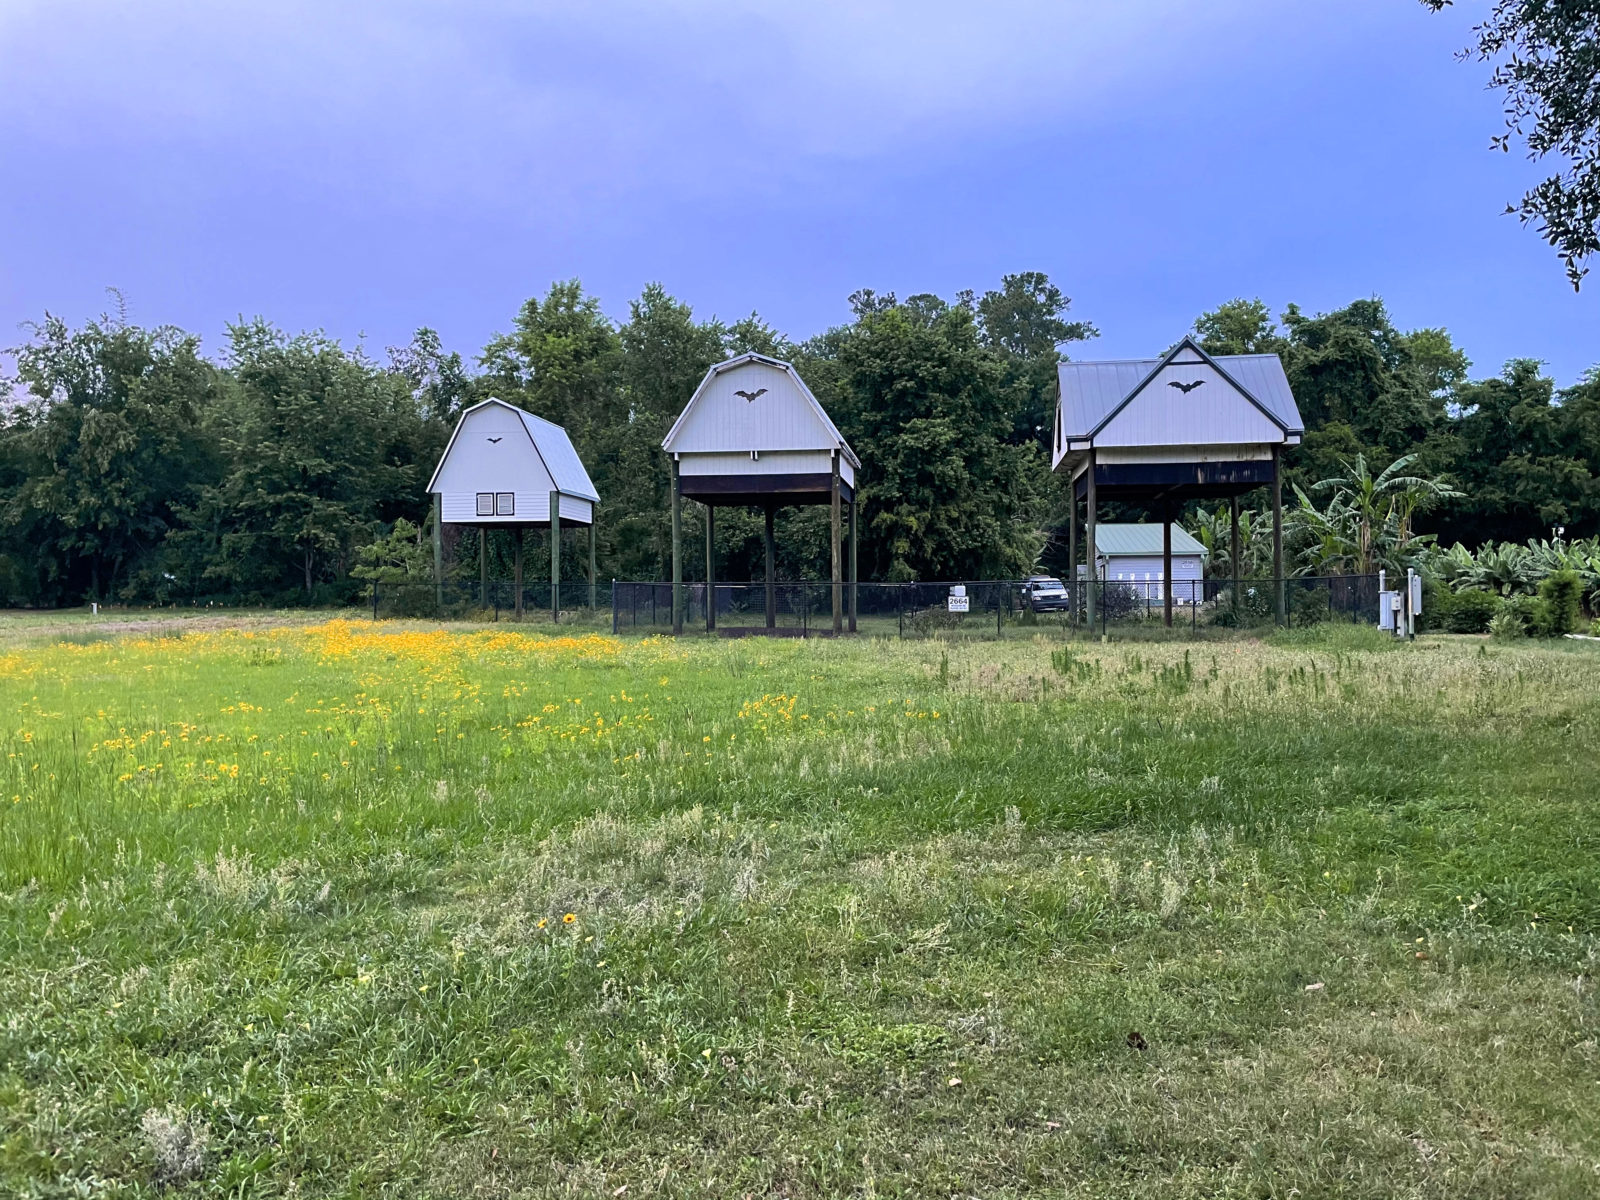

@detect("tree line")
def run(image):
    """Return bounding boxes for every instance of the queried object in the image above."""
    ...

[1,279,1595,607]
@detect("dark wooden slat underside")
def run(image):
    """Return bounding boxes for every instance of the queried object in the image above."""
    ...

[678,472,855,507]
[1073,460,1274,501]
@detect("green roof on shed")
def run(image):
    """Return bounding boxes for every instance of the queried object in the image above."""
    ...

[1093,523,1208,558]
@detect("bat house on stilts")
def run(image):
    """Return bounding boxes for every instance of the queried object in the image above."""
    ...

[661,353,862,636]
[426,399,600,621]
[1053,336,1304,629]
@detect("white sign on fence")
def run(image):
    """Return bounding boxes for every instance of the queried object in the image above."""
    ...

[947,595,969,613]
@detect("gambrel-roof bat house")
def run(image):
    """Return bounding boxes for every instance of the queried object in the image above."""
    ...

[1052,336,1305,627]
[426,398,600,619]
[661,352,862,635]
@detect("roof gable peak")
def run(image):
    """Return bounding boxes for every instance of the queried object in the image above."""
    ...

[1085,335,1290,442]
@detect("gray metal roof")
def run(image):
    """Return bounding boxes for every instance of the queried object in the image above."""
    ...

[1058,338,1303,444]
[517,408,599,501]
[1093,523,1209,558]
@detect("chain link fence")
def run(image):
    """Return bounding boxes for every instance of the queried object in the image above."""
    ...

[605,576,1382,638]
[367,580,614,624]
[362,577,1380,634]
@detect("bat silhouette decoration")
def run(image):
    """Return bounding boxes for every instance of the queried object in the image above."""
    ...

[734,388,768,402]
[1168,380,1206,394]
[486,436,503,443]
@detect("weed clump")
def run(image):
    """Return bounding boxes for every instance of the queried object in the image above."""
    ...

[140,1107,209,1185]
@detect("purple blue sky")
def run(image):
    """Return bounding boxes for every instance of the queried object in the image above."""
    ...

[2,1,1595,384]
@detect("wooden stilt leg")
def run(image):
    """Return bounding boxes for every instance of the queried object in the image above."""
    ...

[830,453,842,635]
[550,491,561,624]
[671,459,682,635]
[764,504,776,630]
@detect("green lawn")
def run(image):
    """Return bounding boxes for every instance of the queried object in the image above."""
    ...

[1,617,1597,1197]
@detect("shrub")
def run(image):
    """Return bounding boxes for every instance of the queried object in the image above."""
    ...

[1106,582,1147,622]
[1533,569,1583,637]
[1443,588,1500,634]
[1212,583,1274,628]
[1487,611,1525,640]
[140,1107,210,1185]
[1290,587,1330,627]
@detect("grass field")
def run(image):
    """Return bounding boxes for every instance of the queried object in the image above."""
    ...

[1,616,1597,1197]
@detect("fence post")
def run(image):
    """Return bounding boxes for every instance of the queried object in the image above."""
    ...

[997,584,1003,638]
[371,581,378,621]
[898,584,904,639]
[611,579,618,635]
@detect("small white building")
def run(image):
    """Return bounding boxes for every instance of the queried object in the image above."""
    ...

[662,353,862,635]
[1088,524,1209,604]
[426,398,599,617]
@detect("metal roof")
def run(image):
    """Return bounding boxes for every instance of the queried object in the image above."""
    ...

[516,408,599,501]
[1058,337,1303,444]
[1093,523,1209,558]
[426,399,599,501]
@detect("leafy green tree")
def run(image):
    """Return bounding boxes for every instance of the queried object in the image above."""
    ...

[481,280,623,453]
[1278,299,1460,455]
[1192,298,1283,355]
[977,271,1097,449]
[1424,1,1600,287]
[828,293,1047,580]
[1433,358,1596,543]
[204,321,432,599]
[388,328,478,424]
[723,312,793,360]
[350,518,431,584]
[4,307,221,602]
[612,285,728,580]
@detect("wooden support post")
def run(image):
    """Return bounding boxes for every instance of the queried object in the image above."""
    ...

[588,519,597,610]
[707,504,718,632]
[1068,483,1077,628]
[1084,453,1098,631]
[479,526,488,611]
[830,452,842,635]
[670,457,682,635]
[431,493,443,609]
[848,494,858,633]
[1272,446,1285,626]
[513,527,524,621]
[764,504,776,630]
[1230,495,1241,618]
[1162,510,1174,628]
[550,492,561,624]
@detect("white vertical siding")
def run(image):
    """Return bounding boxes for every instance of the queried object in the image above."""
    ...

[671,361,836,453]
[679,450,833,477]
[1103,554,1206,602]
[440,492,593,525]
